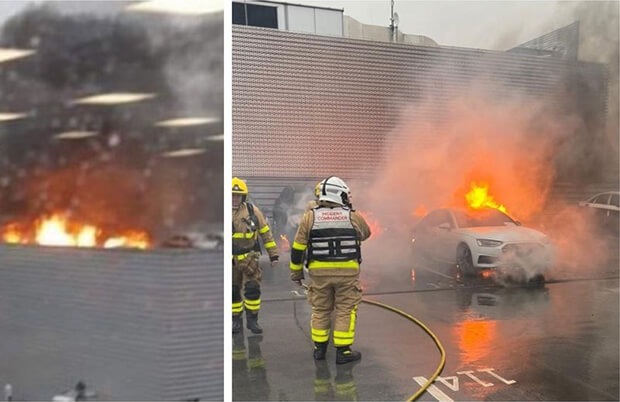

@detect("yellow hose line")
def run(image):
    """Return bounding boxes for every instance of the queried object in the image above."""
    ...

[361,297,447,402]
[300,283,446,400]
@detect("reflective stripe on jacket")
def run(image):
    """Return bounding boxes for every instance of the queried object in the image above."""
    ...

[232,202,279,260]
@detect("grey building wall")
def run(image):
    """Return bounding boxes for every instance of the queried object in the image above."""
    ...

[0,246,222,401]
[232,26,608,216]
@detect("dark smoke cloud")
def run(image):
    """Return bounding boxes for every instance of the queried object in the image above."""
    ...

[571,1,620,176]
[0,3,223,243]
[498,1,619,180]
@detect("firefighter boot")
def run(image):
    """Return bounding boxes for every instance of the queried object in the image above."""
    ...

[232,314,243,334]
[246,311,263,334]
[336,346,361,365]
[313,341,328,360]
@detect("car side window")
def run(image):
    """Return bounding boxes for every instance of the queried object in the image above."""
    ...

[594,194,609,205]
[610,194,619,208]
[421,211,439,227]
[423,210,451,228]
[436,210,452,227]
[416,215,429,229]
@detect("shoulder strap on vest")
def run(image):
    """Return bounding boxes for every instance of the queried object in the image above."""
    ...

[246,202,259,224]
[246,202,262,253]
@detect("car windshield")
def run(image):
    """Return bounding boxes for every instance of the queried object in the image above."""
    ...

[454,209,516,228]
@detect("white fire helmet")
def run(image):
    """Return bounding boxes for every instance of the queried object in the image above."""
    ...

[318,176,351,206]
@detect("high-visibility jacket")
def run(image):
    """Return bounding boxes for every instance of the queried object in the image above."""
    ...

[290,201,370,279]
[232,202,279,262]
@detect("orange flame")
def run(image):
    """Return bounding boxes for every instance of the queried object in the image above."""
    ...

[481,270,494,279]
[103,231,150,249]
[2,213,150,249]
[464,182,508,214]
[279,234,290,251]
[35,215,97,247]
[357,210,383,239]
[412,205,428,217]
[2,223,25,244]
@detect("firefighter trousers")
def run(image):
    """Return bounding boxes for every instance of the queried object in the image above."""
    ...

[232,251,262,315]
[307,275,362,347]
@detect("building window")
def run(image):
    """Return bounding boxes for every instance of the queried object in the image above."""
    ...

[232,2,278,29]
[232,2,246,25]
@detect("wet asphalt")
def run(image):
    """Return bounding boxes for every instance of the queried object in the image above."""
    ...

[233,236,619,401]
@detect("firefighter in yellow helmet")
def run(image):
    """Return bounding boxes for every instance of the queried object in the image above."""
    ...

[290,177,371,364]
[232,177,279,334]
[305,181,322,211]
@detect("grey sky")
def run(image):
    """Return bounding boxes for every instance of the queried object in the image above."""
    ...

[0,1,32,24]
[296,1,611,50]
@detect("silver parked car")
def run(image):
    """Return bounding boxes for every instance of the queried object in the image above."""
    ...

[578,191,619,236]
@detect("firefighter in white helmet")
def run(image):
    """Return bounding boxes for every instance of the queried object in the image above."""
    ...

[232,177,279,334]
[290,176,371,364]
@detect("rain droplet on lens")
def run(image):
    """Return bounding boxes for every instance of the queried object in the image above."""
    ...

[108,133,121,147]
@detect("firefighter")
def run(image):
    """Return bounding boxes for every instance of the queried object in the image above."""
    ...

[232,177,279,334]
[305,181,321,211]
[290,177,371,364]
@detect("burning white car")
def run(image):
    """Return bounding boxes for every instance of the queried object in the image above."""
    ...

[412,207,553,281]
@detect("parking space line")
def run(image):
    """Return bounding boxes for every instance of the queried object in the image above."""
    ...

[413,377,454,402]
[456,370,493,387]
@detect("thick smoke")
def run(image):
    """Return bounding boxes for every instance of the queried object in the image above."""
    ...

[498,1,619,179]
[350,1,619,284]
[354,82,615,283]
[572,1,620,178]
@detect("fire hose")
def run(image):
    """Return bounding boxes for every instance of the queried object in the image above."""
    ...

[300,284,446,401]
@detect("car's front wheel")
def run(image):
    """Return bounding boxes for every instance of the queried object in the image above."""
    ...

[456,243,475,276]
[526,273,545,287]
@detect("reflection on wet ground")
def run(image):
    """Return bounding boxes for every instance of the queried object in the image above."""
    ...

[233,240,619,401]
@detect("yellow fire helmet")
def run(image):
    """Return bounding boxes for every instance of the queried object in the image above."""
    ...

[232,177,248,195]
[314,181,322,198]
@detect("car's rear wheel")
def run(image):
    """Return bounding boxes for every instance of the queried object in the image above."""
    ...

[457,243,475,276]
